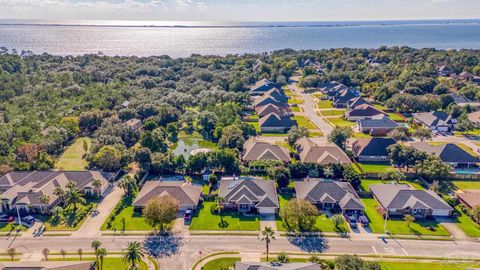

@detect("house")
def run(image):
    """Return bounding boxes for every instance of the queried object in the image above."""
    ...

[411,142,479,168]
[236,262,322,270]
[0,171,112,214]
[467,111,480,126]
[302,59,315,67]
[458,71,475,81]
[412,111,456,132]
[473,77,480,86]
[347,96,369,109]
[295,179,365,214]
[262,88,288,103]
[121,100,130,108]
[250,79,281,96]
[253,59,263,73]
[243,137,290,163]
[295,137,351,165]
[319,81,348,97]
[357,116,399,136]
[0,261,95,270]
[125,118,142,130]
[370,184,453,217]
[254,95,287,109]
[256,103,287,118]
[258,113,296,133]
[457,191,480,210]
[218,177,279,214]
[346,104,386,121]
[437,65,454,76]
[351,137,396,162]
[451,94,480,107]
[132,181,202,212]
[332,89,358,108]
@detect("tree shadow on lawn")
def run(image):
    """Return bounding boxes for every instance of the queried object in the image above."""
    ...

[144,232,183,258]
[287,235,329,253]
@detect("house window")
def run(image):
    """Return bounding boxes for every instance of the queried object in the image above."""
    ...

[239,204,250,211]
[413,209,418,214]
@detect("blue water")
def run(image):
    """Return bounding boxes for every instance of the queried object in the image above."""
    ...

[1,19,480,57]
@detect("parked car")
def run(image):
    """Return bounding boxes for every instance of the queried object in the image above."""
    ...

[22,215,36,226]
[358,215,369,227]
[184,209,193,224]
[346,215,358,229]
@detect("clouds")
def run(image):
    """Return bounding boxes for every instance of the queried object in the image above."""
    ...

[0,0,477,21]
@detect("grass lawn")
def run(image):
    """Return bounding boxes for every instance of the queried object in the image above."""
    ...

[56,137,91,171]
[262,132,288,137]
[308,131,324,137]
[250,121,260,132]
[317,100,333,109]
[312,93,323,99]
[455,129,480,136]
[50,257,148,270]
[387,112,406,122]
[37,200,97,231]
[318,109,346,117]
[360,179,424,192]
[326,117,355,127]
[373,104,388,110]
[356,163,393,173]
[362,198,449,236]
[380,261,480,270]
[452,180,480,190]
[429,142,478,157]
[101,196,154,231]
[201,257,241,270]
[353,132,372,138]
[288,98,303,105]
[453,206,480,237]
[293,115,318,130]
[0,223,28,232]
[189,202,260,231]
[292,106,300,112]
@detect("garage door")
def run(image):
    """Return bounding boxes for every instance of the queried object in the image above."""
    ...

[432,209,451,216]
[258,207,276,214]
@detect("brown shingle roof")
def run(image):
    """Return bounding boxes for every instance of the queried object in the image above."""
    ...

[457,191,480,209]
[132,181,202,208]
[258,113,295,129]
[243,138,290,162]
[295,137,351,165]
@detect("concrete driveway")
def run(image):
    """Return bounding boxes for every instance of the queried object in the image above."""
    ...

[260,214,277,232]
[436,217,469,240]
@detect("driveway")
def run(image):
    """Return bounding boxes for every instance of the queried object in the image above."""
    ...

[71,185,125,237]
[287,77,333,136]
[436,217,469,240]
[260,214,277,232]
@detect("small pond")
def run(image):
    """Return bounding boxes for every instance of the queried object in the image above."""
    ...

[172,137,216,158]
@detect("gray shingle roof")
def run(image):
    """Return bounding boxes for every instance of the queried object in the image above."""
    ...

[258,113,296,129]
[412,111,455,127]
[294,179,364,211]
[256,104,287,118]
[358,116,399,129]
[348,104,386,117]
[411,142,479,164]
[295,137,351,165]
[250,79,280,94]
[236,262,321,270]
[243,138,290,162]
[352,138,396,158]
[219,178,279,209]
[370,184,452,211]
[132,181,202,208]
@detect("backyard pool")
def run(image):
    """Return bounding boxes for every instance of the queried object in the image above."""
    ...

[453,168,480,175]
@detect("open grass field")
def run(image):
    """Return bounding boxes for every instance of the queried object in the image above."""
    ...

[316,100,333,109]
[318,109,346,117]
[362,198,449,236]
[326,117,355,127]
[293,115,319,130]
[201,257,241,270]
[189,202,260,231]
[56,137,91,171]
[355,163,393,173]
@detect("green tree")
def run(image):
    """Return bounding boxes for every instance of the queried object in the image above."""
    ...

[92,145,122,172]
[470,206,480,223]
[403,214,415,227]
[60,116,80,137]
[96,248,107,270]
[39,194,50,214]
[388,126,409,141]
[118,176,138,198]
[287,126,309,147]
[261,226,275,262]
[91,240,102,261]
[276,251,289,263]
[267,166,291,188]
[413,127,433,142]
[327,126,352,150]
[92,179,102,198]
[280,199,318,232]
[218,125,245,150]
[331,214,345,231]
[123,241,145,269]
[379,169,406,183]
[143,195,179,232]
[456,114,476,134]
[416,155,451,183]
[65,186,86,211]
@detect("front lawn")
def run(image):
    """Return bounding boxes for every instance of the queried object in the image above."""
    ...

[50,257,148,270]
[387,112,406,122]
[362,198,449,236]
[317,100,333,109]
[101,196,154,231]
[318,109,345,117]
[380,261,480,270]
[189,202,260,231]
[293,115,318,130]
[455,129,480,136]
[453,206,480,237]
[0,223,28,232]
[353,132,372,138]
[326,117,355,127]
[288,98,303,105]
[452,180,480,190]
[356,163,393,173]
[55,137,91,171]
[38,200,97,231]
[202,257,241,270]
[360,179,424,192]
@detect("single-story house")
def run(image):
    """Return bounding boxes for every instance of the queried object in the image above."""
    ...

[450,94,480,107]
[258,113,296,133]
[295,137,351,165]
[243,137,290,163]
[236,262,322,270]
[0,171,112,214]
[411,142,479,168]
[351,137,396,162]
[346,104,386,121]
[318,81,348,97]
[437,65,454,76]
[467,111,480,126]
[332,88,358,108]
[357,116,399,136]
[412,111,456,132]
[295,179,365,215]
[347,96,369,109]
[256,103,287,118]
[262,88,288,103]
[250,78,281,96]
[253,96,286,109]
[125,118,143,130]
[132,181,202,212]
[457,191,480,210]
[370,184,453,217]
[458,71,475,81]
[219,177,279,214]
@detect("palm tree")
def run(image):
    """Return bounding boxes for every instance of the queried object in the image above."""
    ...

[53,187,65,206]
[96,248,107,270]
[66,181,77,190]
[324,166,334,180]
[123,241,145,269]
[91,240,102,261]
[65,186,86,211]
[92,179,102,198]
[261,226,275,261]
[77,248,83,261]
[118,176,137,197]
[39,194,50,215]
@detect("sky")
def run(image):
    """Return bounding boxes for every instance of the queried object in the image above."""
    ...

[0,0,479,22]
